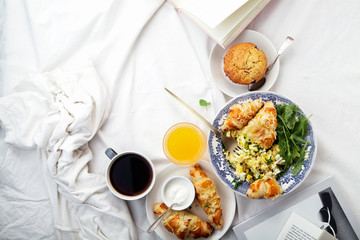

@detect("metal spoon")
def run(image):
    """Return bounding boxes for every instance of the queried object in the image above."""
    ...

[248,36,294,91]
[147,202,178,233]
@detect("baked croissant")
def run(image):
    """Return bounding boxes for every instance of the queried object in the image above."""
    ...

[241,100,278,149]
[246,177,283,199]
[153,203,212,239]
[189,164,223,229]
[221,99,263,132]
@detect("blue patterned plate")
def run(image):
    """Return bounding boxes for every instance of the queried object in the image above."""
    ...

[208,91,317,198]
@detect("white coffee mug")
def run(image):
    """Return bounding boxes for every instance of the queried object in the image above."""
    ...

[105,148,156,201]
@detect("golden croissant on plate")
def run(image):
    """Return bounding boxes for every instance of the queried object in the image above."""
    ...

[246,177,283,199]
[189,164,223,229]
[221,99,263,132]
[240,100,278,149]
[153,203,213,239]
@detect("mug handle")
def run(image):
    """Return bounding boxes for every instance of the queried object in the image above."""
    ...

[105,148,117,159]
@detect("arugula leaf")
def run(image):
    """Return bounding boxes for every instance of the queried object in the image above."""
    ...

[293,117,309,138]
[199,99,211,109]
[291,134,312,146]
[283,103,294,119]
[276,103,311,176]
[292,144,307,175]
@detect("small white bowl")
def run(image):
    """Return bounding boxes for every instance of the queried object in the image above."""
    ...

[161,176,195,211]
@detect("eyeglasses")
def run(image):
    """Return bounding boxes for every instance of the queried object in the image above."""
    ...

[318,206,337,237]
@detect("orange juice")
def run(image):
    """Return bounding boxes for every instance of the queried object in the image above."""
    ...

[163,123,206,165]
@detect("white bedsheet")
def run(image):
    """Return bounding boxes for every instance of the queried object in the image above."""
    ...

[1,0,360,239]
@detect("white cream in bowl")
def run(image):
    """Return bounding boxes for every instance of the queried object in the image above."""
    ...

[161,176,195,211]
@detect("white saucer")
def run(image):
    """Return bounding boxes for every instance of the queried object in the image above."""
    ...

[209,30,279,97]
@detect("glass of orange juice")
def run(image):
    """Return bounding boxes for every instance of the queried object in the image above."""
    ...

[163,122,207,165]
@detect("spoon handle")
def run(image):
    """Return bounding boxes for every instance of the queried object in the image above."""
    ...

[267,36,294,73]
[147,203,175,233]
[164,87,223,138]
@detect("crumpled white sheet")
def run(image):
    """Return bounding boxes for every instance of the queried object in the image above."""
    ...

[0,62,137,239]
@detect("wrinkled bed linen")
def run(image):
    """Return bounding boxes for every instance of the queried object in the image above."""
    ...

[0,62,137,239]
[0,0,226,239]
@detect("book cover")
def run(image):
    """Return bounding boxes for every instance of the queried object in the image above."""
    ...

[233,176,360,240]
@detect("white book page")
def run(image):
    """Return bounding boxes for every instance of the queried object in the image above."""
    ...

[277,212,338,240]
[180,0,249,29]
[276,212,322,240]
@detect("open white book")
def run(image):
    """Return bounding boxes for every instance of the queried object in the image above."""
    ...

[277,212,338,240]
[167,0,271,48]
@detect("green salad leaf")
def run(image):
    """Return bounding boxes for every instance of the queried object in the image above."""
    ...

[199,99,211,109]
[276,103,312,176]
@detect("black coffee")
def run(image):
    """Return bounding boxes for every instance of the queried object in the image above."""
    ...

[109,153,153,196]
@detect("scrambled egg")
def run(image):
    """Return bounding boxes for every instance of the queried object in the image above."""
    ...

[224,130,284,183]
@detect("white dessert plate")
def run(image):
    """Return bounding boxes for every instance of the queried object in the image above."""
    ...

[209,30,279,97]
[145,160,236,240]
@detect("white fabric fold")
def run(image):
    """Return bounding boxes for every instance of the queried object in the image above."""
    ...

[0,62,137,239]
